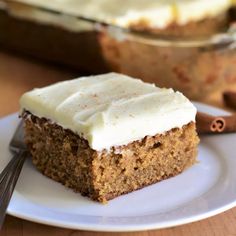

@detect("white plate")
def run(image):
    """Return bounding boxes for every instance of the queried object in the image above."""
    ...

[1,102,236,232]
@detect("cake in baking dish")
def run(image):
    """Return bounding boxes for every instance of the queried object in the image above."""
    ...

[20,73,199,203]
[3,0,232,36]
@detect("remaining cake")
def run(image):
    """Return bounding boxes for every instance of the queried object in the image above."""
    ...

[20,73,199,203]
[0,0,234,73]
[2,0,236,101]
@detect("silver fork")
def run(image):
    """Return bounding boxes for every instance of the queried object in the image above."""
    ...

[0,120,28,228]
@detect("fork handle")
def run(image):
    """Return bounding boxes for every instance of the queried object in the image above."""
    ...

[0,150,28,228]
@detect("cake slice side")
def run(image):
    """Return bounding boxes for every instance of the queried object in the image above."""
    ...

[91,121,199,202]
[23,111,199,203]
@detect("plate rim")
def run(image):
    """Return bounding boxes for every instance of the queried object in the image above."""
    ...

[6,200,236,232]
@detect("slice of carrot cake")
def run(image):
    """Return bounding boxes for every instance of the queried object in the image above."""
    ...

[20,72,199,203]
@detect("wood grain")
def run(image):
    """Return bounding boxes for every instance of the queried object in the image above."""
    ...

[0,51,236,236]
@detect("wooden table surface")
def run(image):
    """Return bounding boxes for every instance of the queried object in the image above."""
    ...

[0,51,236,236]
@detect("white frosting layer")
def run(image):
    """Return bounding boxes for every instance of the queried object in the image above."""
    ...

[20,73,197,151]
[5,1,93,32]
[175,0,231,25]
[4,0,232,31]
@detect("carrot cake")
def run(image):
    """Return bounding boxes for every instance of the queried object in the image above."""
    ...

[20,72,199,203]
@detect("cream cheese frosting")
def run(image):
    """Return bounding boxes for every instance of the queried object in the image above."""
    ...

[4,0,233,31]
[174,0,231,25]
[20,73,197,151]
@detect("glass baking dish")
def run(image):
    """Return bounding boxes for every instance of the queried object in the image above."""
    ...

[98,19,236,100]
[1,0,236,100]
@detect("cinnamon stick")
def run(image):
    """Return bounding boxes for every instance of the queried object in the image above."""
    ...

[196,112,236,134]
[223,91,236,110]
